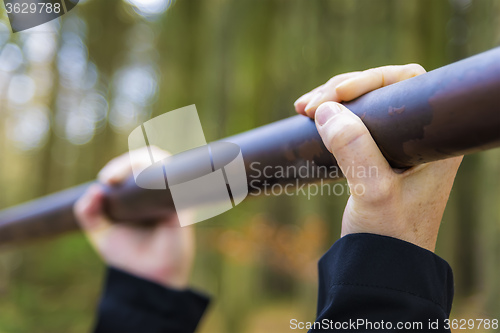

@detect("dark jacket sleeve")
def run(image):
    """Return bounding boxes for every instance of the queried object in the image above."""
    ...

[312,233,454,332]
[93,266,210,333]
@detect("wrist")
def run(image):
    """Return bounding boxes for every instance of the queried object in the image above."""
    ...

[126,267,190,290]
[341,223,439,253]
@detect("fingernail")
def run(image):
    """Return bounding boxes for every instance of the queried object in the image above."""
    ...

[335,78,356,98]
[335,80,349,91]
[294,93,310,107]
[304,91,323,113]
[315,103,342,126]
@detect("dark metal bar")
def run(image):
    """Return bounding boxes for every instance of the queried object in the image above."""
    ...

[1,47,499,246]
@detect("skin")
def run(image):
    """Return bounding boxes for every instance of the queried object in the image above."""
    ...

[74,147,195,289]
[295,64,463,252]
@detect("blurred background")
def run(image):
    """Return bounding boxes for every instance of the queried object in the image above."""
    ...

[0,0,499,332]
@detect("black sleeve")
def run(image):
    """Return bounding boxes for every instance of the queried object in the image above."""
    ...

[93,266,210,333]
[312,233,454,332]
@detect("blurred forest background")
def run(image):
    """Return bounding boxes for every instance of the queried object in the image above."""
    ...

[0,0,499,332]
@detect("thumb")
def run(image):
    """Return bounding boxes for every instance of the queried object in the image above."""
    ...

[315,102,393,195]
[74,185,112,244]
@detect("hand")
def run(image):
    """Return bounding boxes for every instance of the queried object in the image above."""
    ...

[74,147,195,289]
[295,65,462,252]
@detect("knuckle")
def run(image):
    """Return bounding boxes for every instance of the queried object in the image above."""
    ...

[325,115,367,152]
[327,73,345,84]
[327,72,351,84]
[367,66,384,74]
[365,67,384,83]
[363,178,398,205]
[374,178,394,199]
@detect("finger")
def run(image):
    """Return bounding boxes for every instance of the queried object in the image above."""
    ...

[315,102,393,195]
[74,184,112,232]
[303,72,361,118]
[294,85,324,116]
[335,64,425,102]
[98,146,170,185]
[98,153,131,184]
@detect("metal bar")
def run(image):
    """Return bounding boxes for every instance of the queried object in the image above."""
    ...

[1,47,499,246]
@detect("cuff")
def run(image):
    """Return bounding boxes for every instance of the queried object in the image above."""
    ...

[317,233,454,316]
[94,266,210,333]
